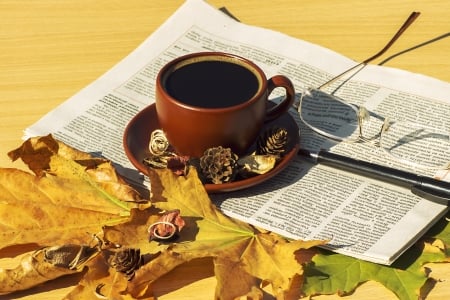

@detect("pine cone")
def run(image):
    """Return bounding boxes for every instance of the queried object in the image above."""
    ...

[256,127,288,156]
[199,146,238,184]
[110,248,145,281]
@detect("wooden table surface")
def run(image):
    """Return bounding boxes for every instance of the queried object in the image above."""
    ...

[0,1,449,299]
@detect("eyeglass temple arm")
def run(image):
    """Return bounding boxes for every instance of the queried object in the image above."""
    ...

[317,11,421,90]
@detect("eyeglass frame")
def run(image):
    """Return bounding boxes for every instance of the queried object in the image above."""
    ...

[298,11,420,140]
[295,12,450,170]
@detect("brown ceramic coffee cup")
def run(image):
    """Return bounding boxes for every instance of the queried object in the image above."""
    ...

[155,52,295,157]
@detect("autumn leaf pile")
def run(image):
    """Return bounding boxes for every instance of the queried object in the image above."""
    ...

[0,135,449,299]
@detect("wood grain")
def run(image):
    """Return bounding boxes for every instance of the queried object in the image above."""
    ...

[0,1,448,299]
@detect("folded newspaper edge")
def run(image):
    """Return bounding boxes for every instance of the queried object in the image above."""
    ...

[24,0,450,265]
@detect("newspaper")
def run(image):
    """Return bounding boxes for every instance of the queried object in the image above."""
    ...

[24,0,449,265]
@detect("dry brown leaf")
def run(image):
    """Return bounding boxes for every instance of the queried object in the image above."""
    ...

[0,168,128,215]
[0,136,147,294]
[64,252,139,300]
[0,135,146,250]
[0,183,127,249]
[1,136,326,298]
[68,167,327,299]
[8,134,143,204]
[214,257,263,299]
[0,243,100,295]
[68,206,182,299]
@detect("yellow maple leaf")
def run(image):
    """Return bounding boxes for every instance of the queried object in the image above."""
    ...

[0,135,146,295]
[8,134,143,205]
[74,167,326,299]
[0,135,147,251]
[1,136,327,298]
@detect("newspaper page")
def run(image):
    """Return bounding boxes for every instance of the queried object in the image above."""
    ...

[24,0,449,264]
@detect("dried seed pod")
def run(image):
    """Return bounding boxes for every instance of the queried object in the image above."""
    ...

[166,155,190,176]
[143,154,169,169]
[237,154,278,177]
[44,244,100,270]
[256,127,288,156]
[148,209,186,241]
[148,129,170,156]
[110,248,145,281]
[0,244,100,295]
[144,129,176,169]
[199,146,238,184]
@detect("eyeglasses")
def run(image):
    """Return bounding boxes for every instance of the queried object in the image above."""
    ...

[297,12,450,171]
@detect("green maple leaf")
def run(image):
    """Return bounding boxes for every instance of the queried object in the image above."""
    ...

[302,215,449,300]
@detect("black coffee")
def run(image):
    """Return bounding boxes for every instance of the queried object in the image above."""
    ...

[164,60,260,108]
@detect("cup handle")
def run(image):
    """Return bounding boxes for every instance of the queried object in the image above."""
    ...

[265,75,295,122]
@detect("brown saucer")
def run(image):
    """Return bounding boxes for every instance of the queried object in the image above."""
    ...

[123,103,299,193]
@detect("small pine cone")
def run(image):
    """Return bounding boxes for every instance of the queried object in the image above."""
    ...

[110,248,145,281]
[256,127,288,156]
[199,146,238,184]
